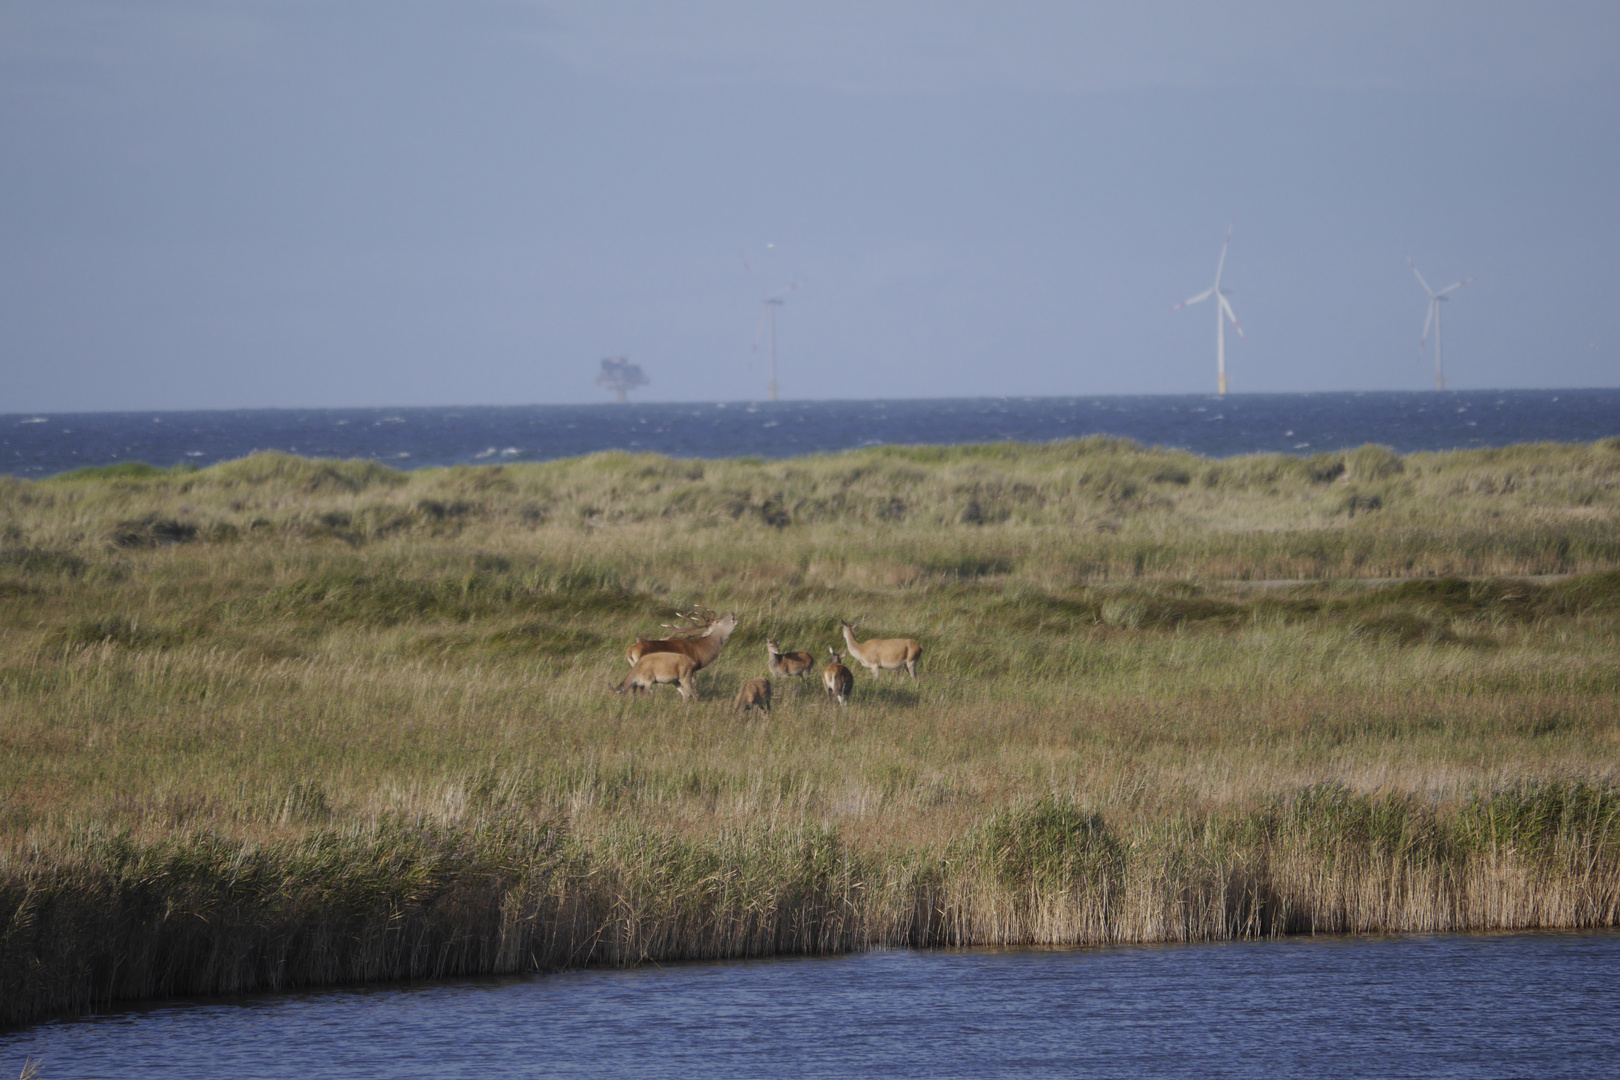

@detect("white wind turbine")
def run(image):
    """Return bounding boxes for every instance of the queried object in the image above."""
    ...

[1173,225,1246,395]
[742,247,799,402]
[1407,257,1476,391]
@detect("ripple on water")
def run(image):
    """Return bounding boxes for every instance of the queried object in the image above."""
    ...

[3,931,1618,1079]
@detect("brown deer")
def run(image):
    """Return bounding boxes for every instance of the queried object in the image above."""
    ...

[612,652,699,701]
[822,648,854,706]
[766,637,817,681]
[839,619,922,681]
[734,677,772,713]
[627,608,739,671]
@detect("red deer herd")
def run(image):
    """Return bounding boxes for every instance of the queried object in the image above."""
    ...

[613,607,920,709]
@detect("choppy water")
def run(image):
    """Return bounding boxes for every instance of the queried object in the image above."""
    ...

[3,389,1617,477]
[6,931,1618,1078]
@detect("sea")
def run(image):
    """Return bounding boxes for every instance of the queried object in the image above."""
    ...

[4,931,1617,1079]
[3,388,1618,477]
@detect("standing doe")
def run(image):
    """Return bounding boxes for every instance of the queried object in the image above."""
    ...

[613,652,699,701]
[839,619,922,681]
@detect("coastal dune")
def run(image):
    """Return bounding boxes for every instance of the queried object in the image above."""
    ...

[2,437,1618,1026]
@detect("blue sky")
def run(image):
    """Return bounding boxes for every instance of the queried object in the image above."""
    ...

[2,2,1617,410]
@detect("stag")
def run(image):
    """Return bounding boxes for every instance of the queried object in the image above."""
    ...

[613,652,699,701]
[734,677,772,713]
[822,648,854,706]
[627,607,739,671]
[766,637,817,681]
[839,619,922,681]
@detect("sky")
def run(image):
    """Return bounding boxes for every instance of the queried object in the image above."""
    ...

[2,1,1618,411]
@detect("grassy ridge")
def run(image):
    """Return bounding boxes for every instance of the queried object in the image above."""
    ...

[2,437,1619,1025]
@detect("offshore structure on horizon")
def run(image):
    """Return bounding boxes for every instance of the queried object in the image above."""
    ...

[595,357,648,403]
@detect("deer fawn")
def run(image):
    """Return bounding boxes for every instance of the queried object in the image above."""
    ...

[613,652,699,701]
[627,608,739,671]
[823,648,854,706]
[839,619,922,681]
[734,677,772,713]
[766,638,816,681]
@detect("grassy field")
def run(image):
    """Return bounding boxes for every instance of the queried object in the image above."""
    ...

[2,436,1619,1026]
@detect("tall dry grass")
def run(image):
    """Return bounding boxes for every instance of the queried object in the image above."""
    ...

[1,438,1618,1026]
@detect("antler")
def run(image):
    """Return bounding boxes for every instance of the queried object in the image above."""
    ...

[660,606,718,638]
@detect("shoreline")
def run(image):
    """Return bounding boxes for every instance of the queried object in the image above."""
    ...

[7,786,1619,1029]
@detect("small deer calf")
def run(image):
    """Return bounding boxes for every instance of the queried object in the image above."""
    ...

[734,677,772,713]
[613,652,698,702]
[766,638,816,680]
[822,649,854,706]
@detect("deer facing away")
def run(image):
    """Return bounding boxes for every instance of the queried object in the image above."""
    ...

[839,619,922,681]
[613,652,699,701]
[734,677,772,712]
[822,649,854,706]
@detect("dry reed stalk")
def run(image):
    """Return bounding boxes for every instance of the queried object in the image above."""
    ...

[4,790,1618,1027]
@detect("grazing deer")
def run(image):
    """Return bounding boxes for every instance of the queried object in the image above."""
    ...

[839,619,922,681]
[822,648,854,706]
[613,652,698,701]
[766,638,817,681]
[627,608,739,671]
[734,677,772,713]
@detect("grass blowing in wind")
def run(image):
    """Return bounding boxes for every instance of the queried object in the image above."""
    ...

[1,436,1619,1026]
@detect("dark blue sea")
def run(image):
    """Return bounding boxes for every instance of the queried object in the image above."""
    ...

[3,389,1617,477]
[5,931,1617,1079]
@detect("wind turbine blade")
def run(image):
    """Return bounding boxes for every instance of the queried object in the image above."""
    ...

[767,282,800,303]
[741,249,756,277]
[1420,302,1434,350]
[1213,224,1232,286]
[1407,256,1435,297]
[1220,295,1245,340]
[1435,277,1477,298]
[1173,287,1214,312]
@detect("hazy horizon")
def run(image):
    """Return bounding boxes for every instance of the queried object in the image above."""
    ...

[0,385,1613,420]
[3,3,1618,412]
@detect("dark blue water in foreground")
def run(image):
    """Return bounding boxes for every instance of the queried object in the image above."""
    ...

[6,931,1618,1079]
[3,390,1616,477]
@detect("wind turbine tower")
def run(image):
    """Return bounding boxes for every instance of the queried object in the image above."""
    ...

[1407,258,1476,391]
[757,288,794,402]
[743,247,798,402]
[1173,226,1246,395]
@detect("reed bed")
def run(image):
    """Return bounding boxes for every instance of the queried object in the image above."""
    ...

[2,437,1618,1026]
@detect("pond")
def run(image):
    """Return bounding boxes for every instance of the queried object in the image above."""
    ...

[5,930,1617,1078]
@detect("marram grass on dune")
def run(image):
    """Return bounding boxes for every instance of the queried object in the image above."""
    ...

[1,436,1618,1025]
